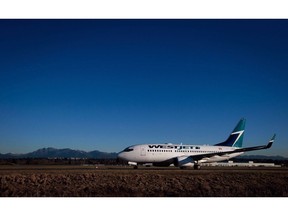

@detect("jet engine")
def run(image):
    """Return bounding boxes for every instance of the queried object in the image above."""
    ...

[174,156,194,167]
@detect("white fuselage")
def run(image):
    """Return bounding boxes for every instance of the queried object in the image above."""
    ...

[118,143,244,165]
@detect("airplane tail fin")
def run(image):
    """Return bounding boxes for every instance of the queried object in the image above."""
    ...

[214,118,246,147]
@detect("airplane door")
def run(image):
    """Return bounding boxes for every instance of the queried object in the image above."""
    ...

[140,147,146,156]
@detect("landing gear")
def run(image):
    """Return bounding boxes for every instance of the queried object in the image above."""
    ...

[128,161,138,168]
[194,164,201,170]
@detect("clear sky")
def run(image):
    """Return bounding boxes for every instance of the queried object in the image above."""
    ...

[0,19,288,156]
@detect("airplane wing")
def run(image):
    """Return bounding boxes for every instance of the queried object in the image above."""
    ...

[191,134,276,162]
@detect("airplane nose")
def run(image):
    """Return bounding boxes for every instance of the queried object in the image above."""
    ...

[117,152,127,164]
[117,152,124,160]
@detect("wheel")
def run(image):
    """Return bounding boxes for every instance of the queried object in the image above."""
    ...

[194,164,201,170]
[133,166,138,169]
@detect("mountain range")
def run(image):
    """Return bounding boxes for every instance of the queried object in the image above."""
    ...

[238,154,288,160]
[0,147,287,160]
[0,147,118,159]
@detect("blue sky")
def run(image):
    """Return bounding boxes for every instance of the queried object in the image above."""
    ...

[0,20,288,156]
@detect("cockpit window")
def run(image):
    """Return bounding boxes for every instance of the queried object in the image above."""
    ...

[123,147,134,152]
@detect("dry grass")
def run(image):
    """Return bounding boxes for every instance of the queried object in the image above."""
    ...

[1,165,288,197]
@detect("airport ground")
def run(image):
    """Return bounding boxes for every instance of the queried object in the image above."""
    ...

[1,165,288,197]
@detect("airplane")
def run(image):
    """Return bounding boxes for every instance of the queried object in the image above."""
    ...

[117,118,275,169]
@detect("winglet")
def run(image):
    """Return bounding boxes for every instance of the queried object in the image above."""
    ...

[267,134,276,148]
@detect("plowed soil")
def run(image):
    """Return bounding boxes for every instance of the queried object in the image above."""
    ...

[1,165,288,197]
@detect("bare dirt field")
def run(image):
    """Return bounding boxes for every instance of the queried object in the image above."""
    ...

[1,165,288,197]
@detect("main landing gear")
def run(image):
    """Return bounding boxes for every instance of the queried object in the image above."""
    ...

[179,164,201,170]
[193,164,201,170]
[180,166,187,169]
